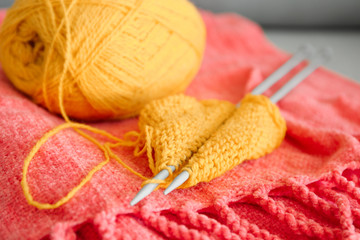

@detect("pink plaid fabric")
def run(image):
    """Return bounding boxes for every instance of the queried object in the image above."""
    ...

[1,9,360,240]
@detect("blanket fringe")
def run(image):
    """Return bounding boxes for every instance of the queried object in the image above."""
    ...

[49,167,360,240]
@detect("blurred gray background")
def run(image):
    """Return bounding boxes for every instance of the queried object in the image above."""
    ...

[1,0,359,82]
[191,0,360,82]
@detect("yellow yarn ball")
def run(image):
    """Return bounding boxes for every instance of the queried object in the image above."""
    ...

[0,0,206,120]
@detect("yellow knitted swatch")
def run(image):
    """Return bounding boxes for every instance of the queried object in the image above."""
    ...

[139,94,287,188]
[138,94,235,176]
[180,94,287,187]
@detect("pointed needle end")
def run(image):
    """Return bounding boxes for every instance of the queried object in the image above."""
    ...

[130,183,157,206]
[164,171,190,195]
[130,166,176,206]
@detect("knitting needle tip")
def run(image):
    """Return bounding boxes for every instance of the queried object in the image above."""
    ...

[130,182,158,206]
[130,166,175,206]
[164,171,190,195]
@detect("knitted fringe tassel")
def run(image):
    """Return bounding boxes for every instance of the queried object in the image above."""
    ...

[49,166,360,240]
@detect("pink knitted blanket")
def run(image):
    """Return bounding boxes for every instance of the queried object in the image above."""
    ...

[1,9,360,240]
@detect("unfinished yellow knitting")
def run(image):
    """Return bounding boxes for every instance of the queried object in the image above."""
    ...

[180,94,287,187]
[139,93,287,188]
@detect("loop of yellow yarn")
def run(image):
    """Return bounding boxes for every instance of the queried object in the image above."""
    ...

[0,0,206,120]
[21,121,148,209]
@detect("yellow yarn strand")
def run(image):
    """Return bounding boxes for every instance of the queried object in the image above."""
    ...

[20,0,151,210]
[21,121,148,209]
[41,0,77,112]
[21,122,110,209]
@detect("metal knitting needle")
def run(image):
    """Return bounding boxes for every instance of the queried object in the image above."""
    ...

[270,47,332,103]
[130,165,175,206]
[251,44,315,95]
[164,46,332,195]
[130,45,316,205]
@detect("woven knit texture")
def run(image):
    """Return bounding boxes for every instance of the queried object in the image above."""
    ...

[181,94,287,188]
[138,94,236,176]
[138,93,286,188]
[1,10,360,240]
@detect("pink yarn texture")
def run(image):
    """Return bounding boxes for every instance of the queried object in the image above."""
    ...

[1,9,360,240]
